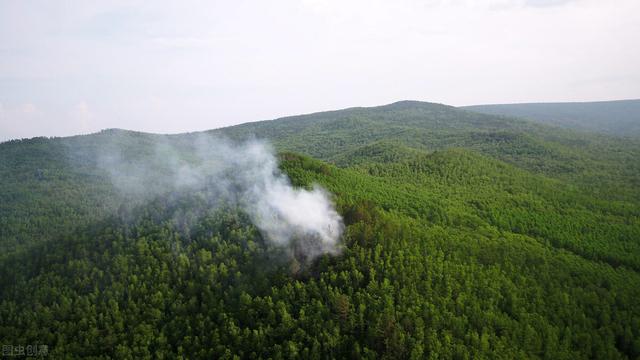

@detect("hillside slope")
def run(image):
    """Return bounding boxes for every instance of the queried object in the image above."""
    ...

[215,101,640,201]
[463,99,640,137]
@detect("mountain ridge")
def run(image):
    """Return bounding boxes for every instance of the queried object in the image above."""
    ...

[463,99,640,137]
[5,98,637,144]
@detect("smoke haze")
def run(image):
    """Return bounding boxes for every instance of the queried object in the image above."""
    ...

[92,132,343,261]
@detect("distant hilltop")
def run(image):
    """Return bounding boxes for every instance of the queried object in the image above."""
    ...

[463,99,640,137]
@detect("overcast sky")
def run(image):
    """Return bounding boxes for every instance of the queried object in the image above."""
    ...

[1,0,639,141]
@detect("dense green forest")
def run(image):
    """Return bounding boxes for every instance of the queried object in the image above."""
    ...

[464,99,640,137]
[1,101,639,358]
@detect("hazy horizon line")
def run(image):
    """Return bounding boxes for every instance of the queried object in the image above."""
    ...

[2,97,638,143]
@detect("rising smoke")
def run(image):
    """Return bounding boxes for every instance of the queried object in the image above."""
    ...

[91,131,343,261]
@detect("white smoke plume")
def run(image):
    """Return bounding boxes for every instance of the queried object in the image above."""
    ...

[91,131,343,260]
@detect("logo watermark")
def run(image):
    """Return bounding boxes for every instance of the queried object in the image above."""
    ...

[2,344,48,357]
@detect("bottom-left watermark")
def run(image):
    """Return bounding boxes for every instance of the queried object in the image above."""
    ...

[2,344,48,357]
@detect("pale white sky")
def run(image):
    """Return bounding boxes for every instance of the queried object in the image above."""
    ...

[1,0,639,141]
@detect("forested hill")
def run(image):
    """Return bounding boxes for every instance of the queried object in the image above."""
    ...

[215,100,640,201]
[1,101,639,358]
[463,99,640,137]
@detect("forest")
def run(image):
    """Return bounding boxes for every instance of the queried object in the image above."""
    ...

[0,101,639,359]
